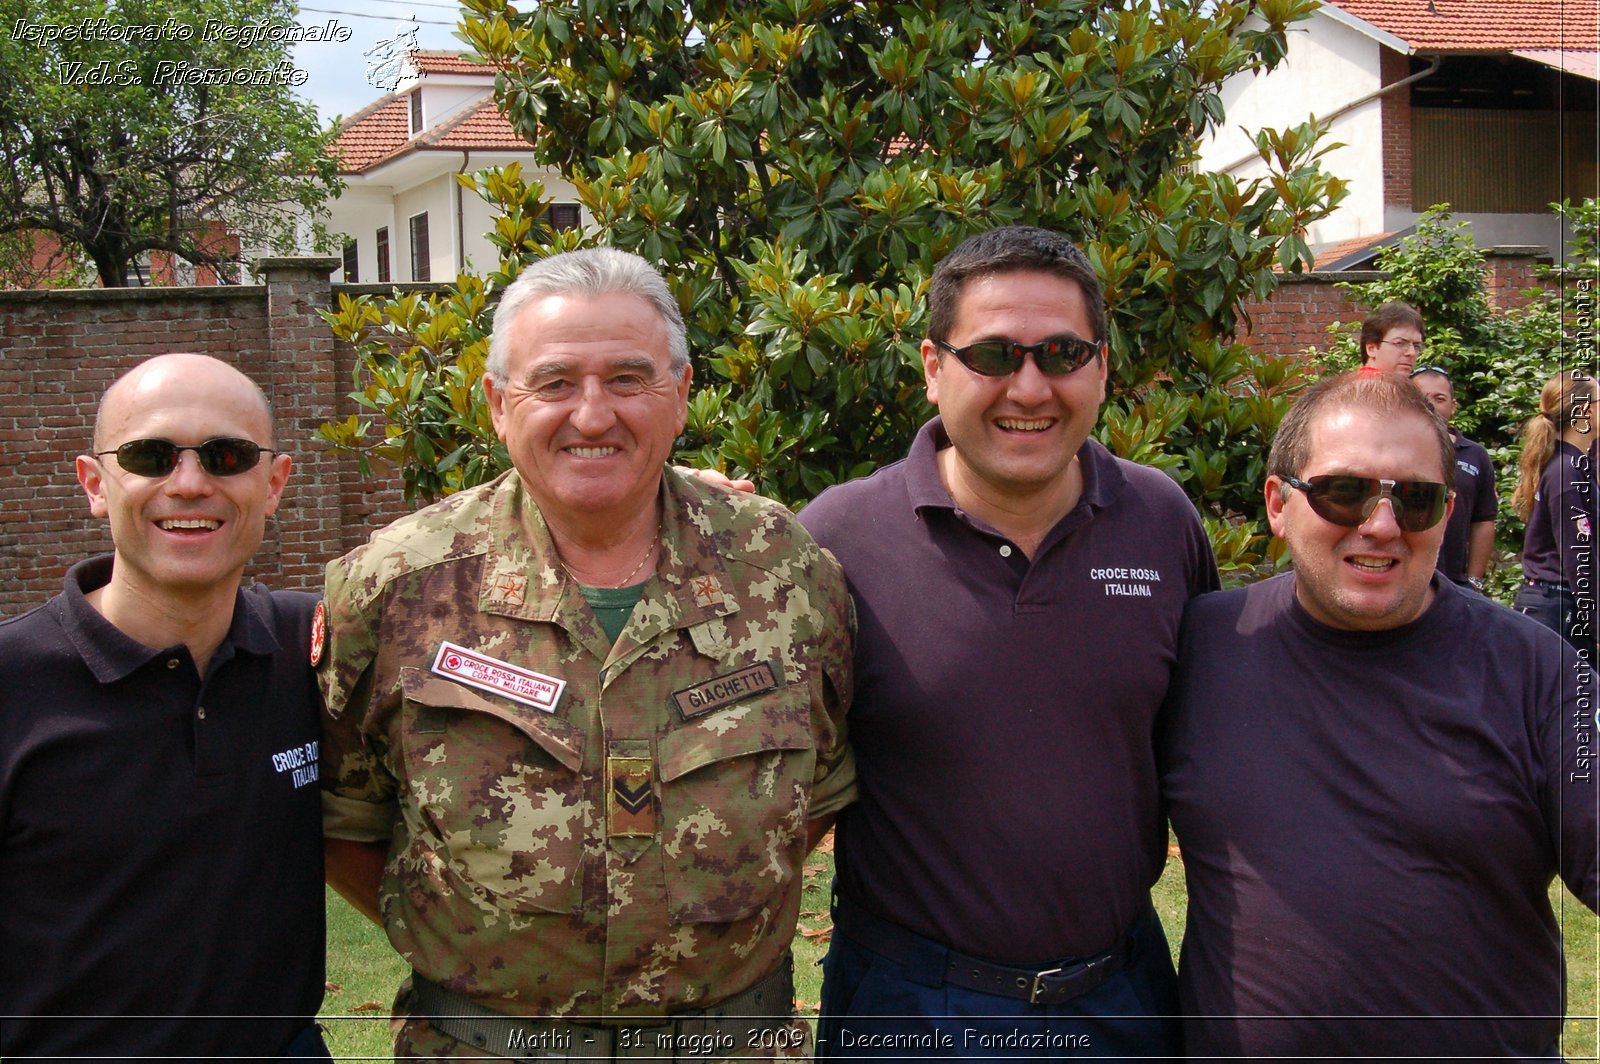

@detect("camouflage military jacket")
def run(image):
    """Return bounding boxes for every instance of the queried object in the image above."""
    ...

[319,468,855,1019]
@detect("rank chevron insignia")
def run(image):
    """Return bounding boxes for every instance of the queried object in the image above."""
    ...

[613,778,651,815]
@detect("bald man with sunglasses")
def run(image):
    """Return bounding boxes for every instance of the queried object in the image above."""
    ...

[798,226,1218,1058]
[0,354,330,1058]
[1161,372,1598,1059]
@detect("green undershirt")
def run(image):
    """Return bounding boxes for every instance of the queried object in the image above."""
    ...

[579,581,649,644]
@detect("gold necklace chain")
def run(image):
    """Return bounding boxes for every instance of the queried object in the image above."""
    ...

[562,528,660,589]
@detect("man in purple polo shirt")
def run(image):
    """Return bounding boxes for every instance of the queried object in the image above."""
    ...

[799,225,1218,1058]
[1410,366,1496,591]
[1162,372,1597,1059]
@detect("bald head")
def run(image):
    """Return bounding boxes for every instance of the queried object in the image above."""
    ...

[96,354,274,451]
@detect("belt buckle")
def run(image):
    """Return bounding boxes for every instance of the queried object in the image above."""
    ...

[1028,955,1107,1005]
[1028,966,1065,1005]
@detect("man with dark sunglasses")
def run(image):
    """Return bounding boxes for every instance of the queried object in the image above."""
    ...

[798,225,1218,1058]
[1410,366,1498,591]
[0,354,331,1058]
[1162,372,1596,1059]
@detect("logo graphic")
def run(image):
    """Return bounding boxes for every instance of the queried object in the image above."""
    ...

[431,641,565,712]
[363,14,421,92]
[309,600,327,667]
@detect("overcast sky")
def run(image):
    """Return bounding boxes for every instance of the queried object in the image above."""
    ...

[290,0,470,123]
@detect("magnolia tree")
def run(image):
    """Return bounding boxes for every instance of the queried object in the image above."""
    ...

[323,0,1345,575]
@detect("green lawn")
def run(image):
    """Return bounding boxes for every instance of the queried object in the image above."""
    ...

[318,838,1600,1059]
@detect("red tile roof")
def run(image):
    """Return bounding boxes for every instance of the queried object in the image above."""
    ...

[1311,231,1399,270]
[1324,0,1598,53]
[331,94,411,171]
[332,93,535,174]
[409,50,493,77]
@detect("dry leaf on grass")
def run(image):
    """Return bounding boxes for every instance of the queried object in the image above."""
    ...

[351,1001,386,1012]
[324,981,343,994]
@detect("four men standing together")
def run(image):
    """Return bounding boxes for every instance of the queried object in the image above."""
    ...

[0,234,1593,1061]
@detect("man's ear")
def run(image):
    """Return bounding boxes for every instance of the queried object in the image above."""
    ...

[921,339,942,405]
[76,454,110,518]
[263,452,292,518]
[1265,475,1289,539]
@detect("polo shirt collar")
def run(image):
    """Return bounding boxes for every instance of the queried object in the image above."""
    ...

[903,415,1127,524]
[55,554,280,684]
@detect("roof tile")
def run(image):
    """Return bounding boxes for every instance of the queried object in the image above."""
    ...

[408,49,494,76]
[1325,0,1598,53]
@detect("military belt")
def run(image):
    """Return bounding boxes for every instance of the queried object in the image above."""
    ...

[412,953,795,1060]
[832,895,1136,1006]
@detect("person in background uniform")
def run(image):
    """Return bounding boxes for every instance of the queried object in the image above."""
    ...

[318,247,855,1060]
[1410,366,1496,591]
[1358,301,1426,376]
[0,354,330,1059]
[798,225,1218,1059]
[1162,372,1597,1060]
[1513,368,1598,658]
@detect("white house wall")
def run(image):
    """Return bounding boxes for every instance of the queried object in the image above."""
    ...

[417,85,493,131]
[395,174,456,283]
[1196,12,1390,247]
[328,187,397,283]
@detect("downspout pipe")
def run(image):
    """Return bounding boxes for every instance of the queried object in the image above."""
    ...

[456,150,471,274]
[1218,53,1442,174]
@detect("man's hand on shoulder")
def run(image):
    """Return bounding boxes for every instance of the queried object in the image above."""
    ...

[675,465,757,494]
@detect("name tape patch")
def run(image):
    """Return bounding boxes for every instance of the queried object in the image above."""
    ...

[671,661,780,720]
[432,641,565,713]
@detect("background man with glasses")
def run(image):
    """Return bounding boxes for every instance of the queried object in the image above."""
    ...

[1162,372,1596,1059]
[1358,300,1426,375]
[0,354,330,1057]
[798,225,1218,1058]
[1411,365,1497,592]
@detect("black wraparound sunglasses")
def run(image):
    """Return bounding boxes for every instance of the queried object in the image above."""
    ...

[935,336,1104,377]
[94,437,273,478]
[1282,474,1451,532]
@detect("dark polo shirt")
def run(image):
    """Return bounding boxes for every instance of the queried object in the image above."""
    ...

[800,418,1218,964]
[1163,574,1597,1059]
[0,556,326,1058]
[1436,429,1496,582]
[1523,439,1597,587]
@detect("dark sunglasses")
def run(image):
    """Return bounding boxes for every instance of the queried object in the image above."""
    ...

[935,336,1104,377]
[1282,475,1451,532]
[94,437,273,478]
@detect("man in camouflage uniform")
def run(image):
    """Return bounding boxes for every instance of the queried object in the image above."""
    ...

[318,247,855,1060]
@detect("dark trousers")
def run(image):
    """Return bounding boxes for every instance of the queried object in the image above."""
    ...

[1514,581,1594,659]
[816,902,1180,1061]
[280,1022,334,1059]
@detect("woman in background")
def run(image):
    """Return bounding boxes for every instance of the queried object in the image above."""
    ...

[1513,369,1597,657]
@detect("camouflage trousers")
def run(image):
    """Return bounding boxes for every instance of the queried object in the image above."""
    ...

[389,980,814,1062]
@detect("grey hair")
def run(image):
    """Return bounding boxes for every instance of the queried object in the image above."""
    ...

[486,247,689,384]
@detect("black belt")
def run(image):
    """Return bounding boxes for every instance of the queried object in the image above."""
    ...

[831,897,1136,1006]
[412,954,794,1060]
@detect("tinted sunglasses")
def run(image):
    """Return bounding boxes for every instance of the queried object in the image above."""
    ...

[1282,475,1450,532]
[94,437,273,478]
[935,336,1104,377]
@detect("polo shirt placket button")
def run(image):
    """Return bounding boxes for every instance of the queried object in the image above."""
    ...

[197,706,206,720]
[998,545,1012,558]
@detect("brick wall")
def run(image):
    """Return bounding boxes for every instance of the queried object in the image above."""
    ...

[0,259,411,616]
[1380,48,1414,210]
[1236,272,1379,358]
[1482,247,1553,313]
